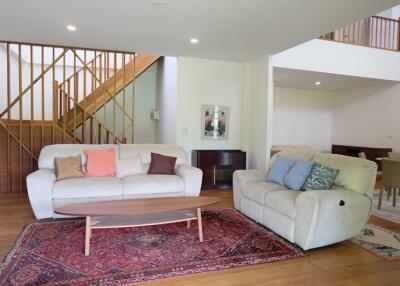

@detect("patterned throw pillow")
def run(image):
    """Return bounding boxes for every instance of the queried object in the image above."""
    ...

[302,163,339,191]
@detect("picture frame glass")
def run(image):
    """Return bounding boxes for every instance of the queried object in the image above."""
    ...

[201,105,230,140]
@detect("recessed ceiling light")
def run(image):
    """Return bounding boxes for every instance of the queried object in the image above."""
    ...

[66,25,77,32]
[315,81,321,86]
[152,1,166,8]
[190,38,199,44]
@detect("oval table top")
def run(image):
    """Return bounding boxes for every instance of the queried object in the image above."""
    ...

[54,196,221,217]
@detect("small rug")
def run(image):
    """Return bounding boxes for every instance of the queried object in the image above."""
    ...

[371,191,400,223]
[0,209,303,286]
[350,223,400,260]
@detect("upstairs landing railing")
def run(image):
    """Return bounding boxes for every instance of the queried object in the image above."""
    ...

[320,15,400,51]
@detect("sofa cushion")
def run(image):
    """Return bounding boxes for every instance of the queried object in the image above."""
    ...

[266,155,297,185]
[122,174,184,195]
[85,149,116,177]
[302,163,338,191]
[268,150,315,169]
[148,153,177,175]
[52,177,122,199]
[38,144,118,170]
[115,155,144,178]
[312,153,377,197]
[54,155,84,181]
[264,190,300,218]
[283,160,314,191]
[119,144,187,165]
[241,181,287,203]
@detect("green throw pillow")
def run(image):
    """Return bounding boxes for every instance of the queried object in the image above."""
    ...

[302,163,339,191]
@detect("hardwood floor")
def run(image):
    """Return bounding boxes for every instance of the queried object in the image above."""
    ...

[1,190,399,286]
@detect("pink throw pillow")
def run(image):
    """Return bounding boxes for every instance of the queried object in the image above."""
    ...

[85,149,115,177]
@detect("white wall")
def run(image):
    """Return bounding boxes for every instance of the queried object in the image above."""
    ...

[0,46,30,119]
[92,67,158,144]
[242,56,273,169]
[156,57,178,144]
[378,5,400,19]
[267,39,400,157]
[273,87,334,152]
[272,39,400,82]
[176,57,244,163]
[332,83,400,152]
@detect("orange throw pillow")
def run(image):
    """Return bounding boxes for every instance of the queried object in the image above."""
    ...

[85,149,116,177]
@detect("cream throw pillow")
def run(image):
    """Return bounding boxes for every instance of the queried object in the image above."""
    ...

[54,155,84,181]
[115,155,144,178]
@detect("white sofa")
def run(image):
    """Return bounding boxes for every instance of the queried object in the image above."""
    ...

[26,144,202,219]
[233,150,377,250]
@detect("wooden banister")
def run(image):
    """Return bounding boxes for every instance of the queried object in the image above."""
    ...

[320,15,400,51]
[58,87,124,144]
[0,40,155,194]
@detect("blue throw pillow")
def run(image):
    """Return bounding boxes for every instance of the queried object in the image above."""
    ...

[302,163,339,191]
[266,155,297,185]
[283,160,314,191]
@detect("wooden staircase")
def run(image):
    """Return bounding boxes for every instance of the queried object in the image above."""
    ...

[0,40,156,194]
[60,54,160,132]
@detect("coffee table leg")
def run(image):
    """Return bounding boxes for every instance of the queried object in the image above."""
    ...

[197,208,203,242]
[187,220,191,229]
[85,216,91,256]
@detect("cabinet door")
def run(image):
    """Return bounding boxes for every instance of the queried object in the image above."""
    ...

[198,153,215,189]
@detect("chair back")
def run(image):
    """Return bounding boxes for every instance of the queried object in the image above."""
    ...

[382,159,400,188]
[358,152,367,159]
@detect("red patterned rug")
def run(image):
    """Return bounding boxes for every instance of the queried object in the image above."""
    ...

[1,208,304,285]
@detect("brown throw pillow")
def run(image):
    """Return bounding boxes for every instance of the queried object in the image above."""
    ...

[54,155,84,181]
[147,152,177,175]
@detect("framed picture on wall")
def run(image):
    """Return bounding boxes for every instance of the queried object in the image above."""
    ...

[201,104,230,140]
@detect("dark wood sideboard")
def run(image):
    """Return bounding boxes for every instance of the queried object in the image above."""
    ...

[331,144,392,171]
[192,150,246,190]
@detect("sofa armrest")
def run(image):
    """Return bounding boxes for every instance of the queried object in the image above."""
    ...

[176,165,203,197]
[294,189,371,250]
[233,170,267,209]
[26,169,56,219]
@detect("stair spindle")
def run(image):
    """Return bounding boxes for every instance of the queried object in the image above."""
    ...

[89,117,94,144]
[98,123,101,144]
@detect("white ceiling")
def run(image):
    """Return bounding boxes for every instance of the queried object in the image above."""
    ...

[1,0,400,61]
[274,67,399,91]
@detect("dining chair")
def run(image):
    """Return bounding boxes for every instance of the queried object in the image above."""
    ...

[378,159,400,209]
[358,152,367,159]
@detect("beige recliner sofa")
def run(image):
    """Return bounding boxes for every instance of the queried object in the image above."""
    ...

[27,144,202,220]
[233,150,377,250]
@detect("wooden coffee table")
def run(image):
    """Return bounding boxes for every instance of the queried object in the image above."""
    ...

[54,196,221,256]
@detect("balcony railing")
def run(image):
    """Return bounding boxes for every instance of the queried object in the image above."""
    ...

[320,15,400,51]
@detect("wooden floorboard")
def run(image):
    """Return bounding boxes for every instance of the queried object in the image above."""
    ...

[1,189,399,286]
